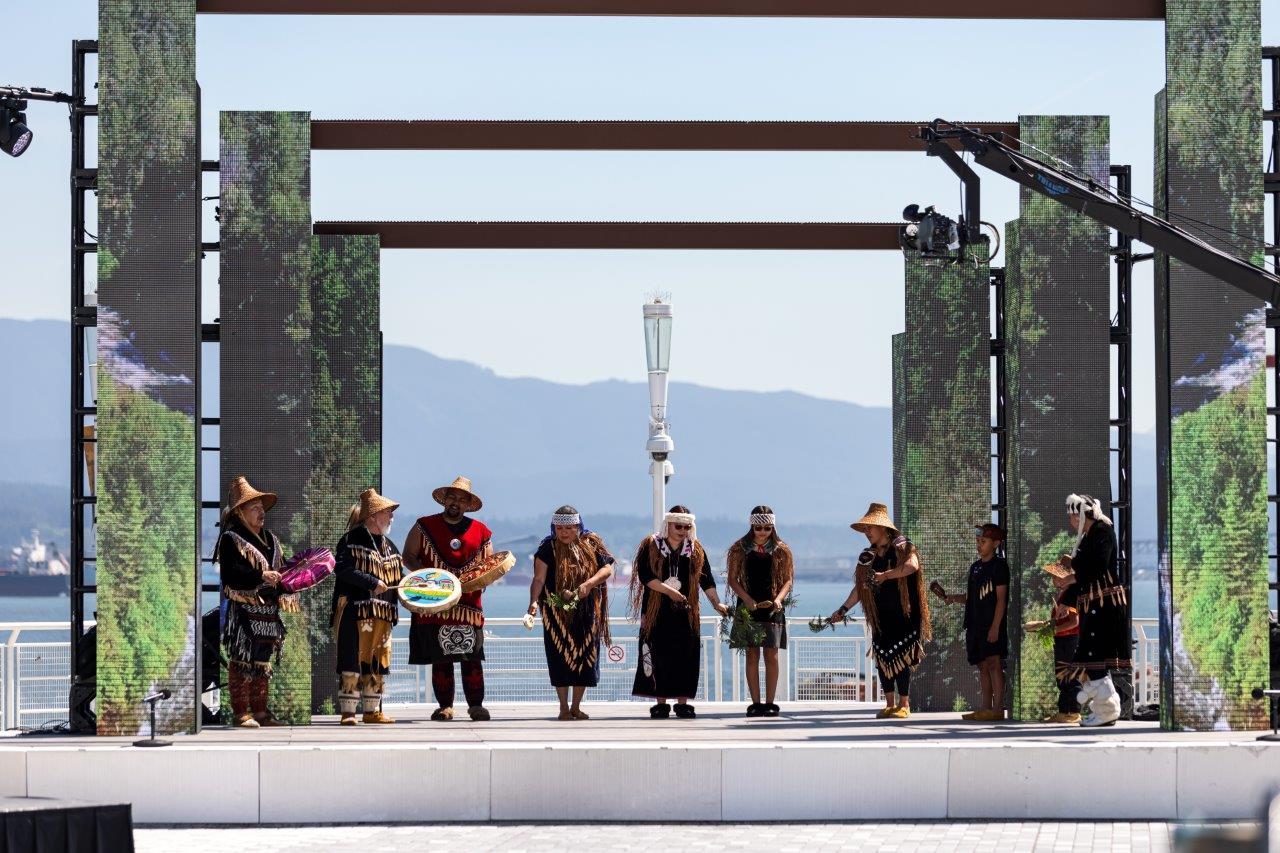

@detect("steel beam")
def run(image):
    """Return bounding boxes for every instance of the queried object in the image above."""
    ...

[312,220,902,249]
[311,120,1019,151]
[198,0,1163,19]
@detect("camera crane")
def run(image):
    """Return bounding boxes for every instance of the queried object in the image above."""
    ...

[902,119,1280,306]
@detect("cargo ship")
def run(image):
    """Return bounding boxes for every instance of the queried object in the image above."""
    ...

[0,530,70,596]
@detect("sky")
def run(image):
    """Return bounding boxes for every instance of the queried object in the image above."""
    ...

[3,5,1280,433]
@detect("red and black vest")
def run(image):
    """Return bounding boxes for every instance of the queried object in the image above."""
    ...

[413,514,492,627]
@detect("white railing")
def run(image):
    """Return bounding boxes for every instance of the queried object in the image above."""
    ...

[0,617,1164,730]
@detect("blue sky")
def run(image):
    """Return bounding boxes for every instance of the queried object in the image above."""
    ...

[4,6,1280,431]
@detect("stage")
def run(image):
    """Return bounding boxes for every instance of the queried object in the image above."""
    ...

[1,703,1277,824]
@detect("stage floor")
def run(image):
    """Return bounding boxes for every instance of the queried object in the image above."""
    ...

[2,701,1267,747]
[2,703,1278,824]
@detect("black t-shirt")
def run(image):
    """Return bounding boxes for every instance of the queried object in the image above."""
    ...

[963,555,1010,632]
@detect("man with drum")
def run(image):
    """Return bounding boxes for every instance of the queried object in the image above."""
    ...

[404,476,496,721]
[331,488,404,726]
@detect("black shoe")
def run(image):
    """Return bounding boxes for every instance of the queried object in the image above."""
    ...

[649,702,671,719]
[674,703,696,719]
[746,703,764,717]
[764,703,780,717]
[467,705,491,722]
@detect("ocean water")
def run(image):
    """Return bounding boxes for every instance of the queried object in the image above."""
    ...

[0,578,1162,626]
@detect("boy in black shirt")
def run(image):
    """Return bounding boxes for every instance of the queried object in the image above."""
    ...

[942,523,1009,721]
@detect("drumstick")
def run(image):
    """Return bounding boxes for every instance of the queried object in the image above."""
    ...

[929,581,949,602]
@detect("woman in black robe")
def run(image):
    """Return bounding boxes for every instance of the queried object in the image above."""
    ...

[629,505,730,719]
[526,505,615,720]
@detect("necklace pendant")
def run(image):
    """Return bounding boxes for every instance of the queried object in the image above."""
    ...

[449,538,462,551]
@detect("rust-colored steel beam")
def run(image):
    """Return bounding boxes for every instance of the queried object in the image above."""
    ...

[312,221,903,250]
[310,120,1018,151]
[198,0,1163,19]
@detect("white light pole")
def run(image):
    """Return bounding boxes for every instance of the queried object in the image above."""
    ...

[643,298,674,534]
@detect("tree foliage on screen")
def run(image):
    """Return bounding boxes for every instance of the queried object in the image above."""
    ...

[1005,116,1111,722]
[1158,0,1269,731]
[96,0,200,736]
[897,242,990,712]
[220,111,314,724]
[305,235,382,714]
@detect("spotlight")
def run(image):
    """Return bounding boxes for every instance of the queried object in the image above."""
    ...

[899,203,961,260]
[0,97,33,157]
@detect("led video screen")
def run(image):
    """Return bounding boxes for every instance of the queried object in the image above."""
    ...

[95,0,201,736]
[896,243,990,712]
[1156,0,1269,731]
[306,234,383,713]
[1005,116,1112,722]
[219,111,314,724]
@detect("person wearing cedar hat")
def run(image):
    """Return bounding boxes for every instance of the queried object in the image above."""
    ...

[940,523,1010,721]
[827,503,931,719]
[331,487,404,726]
[217,476,290,728]
[403,476,495,722]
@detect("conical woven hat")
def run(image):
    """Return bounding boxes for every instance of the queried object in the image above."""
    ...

[226,476,277,514]
[432,476,483,512]
[357,487,400,523]
[850,502,898,535]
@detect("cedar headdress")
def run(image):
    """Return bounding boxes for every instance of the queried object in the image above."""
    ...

[542,506,612,647]
[725,507,793,603]
[629,507,706,638]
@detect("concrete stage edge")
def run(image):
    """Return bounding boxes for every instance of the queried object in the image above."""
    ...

[2,703,1277,823]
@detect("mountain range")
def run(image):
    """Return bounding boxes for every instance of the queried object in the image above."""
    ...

[0,318,1157,560]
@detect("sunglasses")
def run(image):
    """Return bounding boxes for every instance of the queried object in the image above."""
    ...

[671,523,692,531]
[752,525,773,532]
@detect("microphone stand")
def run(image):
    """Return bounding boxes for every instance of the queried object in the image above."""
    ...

[133,691,174,748]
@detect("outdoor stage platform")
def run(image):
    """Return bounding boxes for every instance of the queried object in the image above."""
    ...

[1,703,1276,824]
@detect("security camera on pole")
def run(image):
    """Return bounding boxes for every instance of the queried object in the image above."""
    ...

[643,297,674,534]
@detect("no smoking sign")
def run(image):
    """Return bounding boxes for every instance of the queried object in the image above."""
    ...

[607,645,626,664]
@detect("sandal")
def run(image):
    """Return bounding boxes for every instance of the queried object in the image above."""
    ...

[746,703,764,717]
[570,708,590,720]
[430,707,454,722]
[673,703,696,719]
[649,702,671,719]
[764,703,780,717]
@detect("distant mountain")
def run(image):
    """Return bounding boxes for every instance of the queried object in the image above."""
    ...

[0,318,1161,562]
[379,343,890,527]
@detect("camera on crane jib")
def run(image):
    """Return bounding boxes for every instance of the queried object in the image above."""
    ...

[899,203,962,262]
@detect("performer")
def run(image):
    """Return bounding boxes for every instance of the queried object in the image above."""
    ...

[828,503,931,719]
[629,505,730,719]
[1044,575,1082,724]
[331,487,403,726]
[403,476,493,722]
[943,523,1009,721]
[217,476,290,729]
[725,505,794,718]
[1055,493,1129,727]
[526,505,615,720]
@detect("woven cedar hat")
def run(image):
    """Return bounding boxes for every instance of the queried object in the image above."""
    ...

[432,476,483,513]
[850,502,898,535]
[357,487,400,523]
[226,476,277,514]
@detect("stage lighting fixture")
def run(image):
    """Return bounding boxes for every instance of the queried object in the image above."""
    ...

[0,98,33,157]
